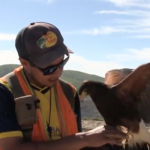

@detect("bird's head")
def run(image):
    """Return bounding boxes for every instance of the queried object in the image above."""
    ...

[78,80,99,101]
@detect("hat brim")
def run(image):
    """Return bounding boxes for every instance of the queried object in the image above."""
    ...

[28,44,73,68]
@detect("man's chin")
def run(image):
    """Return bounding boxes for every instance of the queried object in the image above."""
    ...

[48,79,59,87]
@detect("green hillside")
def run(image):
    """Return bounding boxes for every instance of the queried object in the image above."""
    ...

[0,64,104,119]
[0,64,104,89]
[61,70,104,89]
[0,64,20,77]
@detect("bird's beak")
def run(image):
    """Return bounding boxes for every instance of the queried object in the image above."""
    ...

[79,91,87,102]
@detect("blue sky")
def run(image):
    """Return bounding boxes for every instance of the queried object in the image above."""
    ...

[0,0,150,77]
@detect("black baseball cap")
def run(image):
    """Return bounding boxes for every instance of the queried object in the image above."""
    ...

[15,22,73,68]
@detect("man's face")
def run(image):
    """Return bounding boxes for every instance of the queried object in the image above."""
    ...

[23,55,67,87]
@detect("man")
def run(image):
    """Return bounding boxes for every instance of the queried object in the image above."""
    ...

[0,22,127,150]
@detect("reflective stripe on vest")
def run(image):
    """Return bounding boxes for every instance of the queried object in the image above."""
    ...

[1,66,78,142]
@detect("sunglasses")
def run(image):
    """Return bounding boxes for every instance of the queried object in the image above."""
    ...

[29,55,69,75]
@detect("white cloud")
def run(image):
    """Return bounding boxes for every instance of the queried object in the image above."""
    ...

[104,0,150,8]
[63,26,125,35]
[115,18,150,38]
[65,54,123,77]
[105,0,135,6]
[63,25,150,37]
[0,50,20,65]
[1,48,150,77]
[129,48,150,60]
[0,34,16,40]
[24,0,55,3]
[94,5,150,38]
[0,50,123,77]
[115,19,150,29]
[106,48,150,62]
[81,26,125,35]
[47,0,54,3]
[63,5,150,38]
[95,10,150,17]
[133,35,150,38]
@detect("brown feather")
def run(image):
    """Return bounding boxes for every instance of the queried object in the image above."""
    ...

[114,63,150,99]
[104,67,150,124]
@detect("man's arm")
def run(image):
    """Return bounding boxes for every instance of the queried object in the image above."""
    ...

[0,83,89,150]
[0,83,127,150]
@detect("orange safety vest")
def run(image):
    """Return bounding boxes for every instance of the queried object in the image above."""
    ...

[0,66,78,142]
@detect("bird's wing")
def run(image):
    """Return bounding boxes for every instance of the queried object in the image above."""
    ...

[114,63,150,124]
[138,80,150,124]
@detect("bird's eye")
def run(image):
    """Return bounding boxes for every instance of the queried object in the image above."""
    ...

[83,89,87,92]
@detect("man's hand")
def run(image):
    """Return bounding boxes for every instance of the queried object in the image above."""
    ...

[81,125,128,148]
[0,125,128,150]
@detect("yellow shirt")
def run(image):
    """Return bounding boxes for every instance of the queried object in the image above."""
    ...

[31,83,61,140]
[0,80,62,140]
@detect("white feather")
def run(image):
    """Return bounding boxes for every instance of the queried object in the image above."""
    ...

[127,120,150,147]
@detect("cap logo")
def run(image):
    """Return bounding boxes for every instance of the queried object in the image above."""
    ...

[37,31,57,49]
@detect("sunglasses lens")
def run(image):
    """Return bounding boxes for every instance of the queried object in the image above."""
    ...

[42,55,69,75]
[43,67,57,75]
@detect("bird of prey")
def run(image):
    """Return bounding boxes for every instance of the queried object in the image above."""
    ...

[78,63,150,150]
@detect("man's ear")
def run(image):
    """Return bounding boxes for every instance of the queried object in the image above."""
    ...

[19,58,30,69]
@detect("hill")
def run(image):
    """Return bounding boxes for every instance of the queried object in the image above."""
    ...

[0,64,20,77]
[61,70,104,89]
[0,64,104,89]
[0,64,104,120]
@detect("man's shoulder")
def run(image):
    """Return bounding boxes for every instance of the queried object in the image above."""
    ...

[0,84,23,139]
[0,79,12,92]
[0,82,14,104]
[0,66,23,93]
